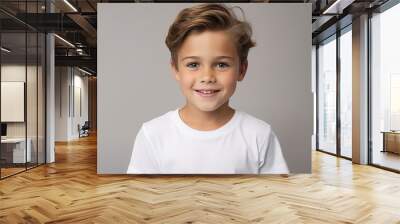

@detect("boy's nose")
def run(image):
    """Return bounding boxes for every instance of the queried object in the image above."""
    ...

[200,68,217,83]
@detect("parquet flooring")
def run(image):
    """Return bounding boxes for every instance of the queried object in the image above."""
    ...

[1,167,25,178]
[1,134,400,223]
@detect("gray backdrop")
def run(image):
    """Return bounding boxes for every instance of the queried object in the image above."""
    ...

[98,3,312,173]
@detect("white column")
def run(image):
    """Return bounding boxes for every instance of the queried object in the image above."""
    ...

[352,14,369,164]
[46,33,55,163]
[46,1,56,163]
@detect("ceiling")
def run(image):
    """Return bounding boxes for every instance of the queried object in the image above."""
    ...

[0,0,391,75]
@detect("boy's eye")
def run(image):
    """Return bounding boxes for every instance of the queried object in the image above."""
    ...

[216,63,230,69]
[186,62,199,69]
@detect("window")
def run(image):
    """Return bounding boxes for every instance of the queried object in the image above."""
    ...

[339,28,352,158]
[371,2,400,171]
[318,36,337,155]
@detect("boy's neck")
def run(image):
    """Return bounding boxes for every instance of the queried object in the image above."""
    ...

[179,102,235,131]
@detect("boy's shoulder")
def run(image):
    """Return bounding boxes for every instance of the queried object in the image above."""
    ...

[238,111,272,134]
[141,110,176,138]
[141,110,177,134]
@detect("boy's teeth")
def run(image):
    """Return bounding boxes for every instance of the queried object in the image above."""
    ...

[200,90,214,94]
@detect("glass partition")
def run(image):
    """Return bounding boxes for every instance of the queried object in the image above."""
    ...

[317,35,337,155]
[0,31,28,177]
[371,3,400,171]
[27,31,38,169]
[339,27,352,158]
[0,1,46,179]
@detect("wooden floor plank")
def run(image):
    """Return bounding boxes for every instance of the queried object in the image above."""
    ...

[1,134,400,223]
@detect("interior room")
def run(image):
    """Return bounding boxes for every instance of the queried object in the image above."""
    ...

[0,0,399,223]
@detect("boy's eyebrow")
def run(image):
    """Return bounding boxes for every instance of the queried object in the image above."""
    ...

[181,56,234,61]
[215,56,234,60]
[181,56,200,61]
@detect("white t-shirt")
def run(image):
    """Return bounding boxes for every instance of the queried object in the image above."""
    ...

[127,109,289,174]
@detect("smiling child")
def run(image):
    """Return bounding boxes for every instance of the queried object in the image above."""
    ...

[127,3,289,174]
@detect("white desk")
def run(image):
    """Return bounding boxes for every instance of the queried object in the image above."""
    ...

[1,138,31,163]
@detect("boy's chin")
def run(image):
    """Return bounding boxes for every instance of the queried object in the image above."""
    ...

[197,107,219,112]
[193,103,226,113]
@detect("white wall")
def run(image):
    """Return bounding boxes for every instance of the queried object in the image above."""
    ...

[55,67,89,141]
[1,65,39,138]
[72,72,89,138]
[55,66,69,141]
[1,66,26,128]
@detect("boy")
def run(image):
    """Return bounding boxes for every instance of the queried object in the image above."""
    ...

[127,3,289,174]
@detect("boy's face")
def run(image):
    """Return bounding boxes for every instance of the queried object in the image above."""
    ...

[171,30,247,112]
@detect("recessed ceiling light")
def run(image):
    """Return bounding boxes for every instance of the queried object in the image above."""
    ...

[322,0,353,14]
[1,47,11,53]
[54,34,75,48]
[78,67,93,76]
[63,0,78,12]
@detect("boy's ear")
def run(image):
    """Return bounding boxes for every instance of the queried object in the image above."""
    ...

[170,59,180,81]
[238,60,248,82]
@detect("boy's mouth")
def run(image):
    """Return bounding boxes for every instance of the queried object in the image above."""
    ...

[194,89,221,97]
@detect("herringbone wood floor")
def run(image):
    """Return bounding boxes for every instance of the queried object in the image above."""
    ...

[1,134,400,224]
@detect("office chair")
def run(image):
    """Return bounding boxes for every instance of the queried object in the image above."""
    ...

[79,121,90,138]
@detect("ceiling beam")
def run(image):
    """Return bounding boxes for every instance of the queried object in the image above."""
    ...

[55,55,96,69]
